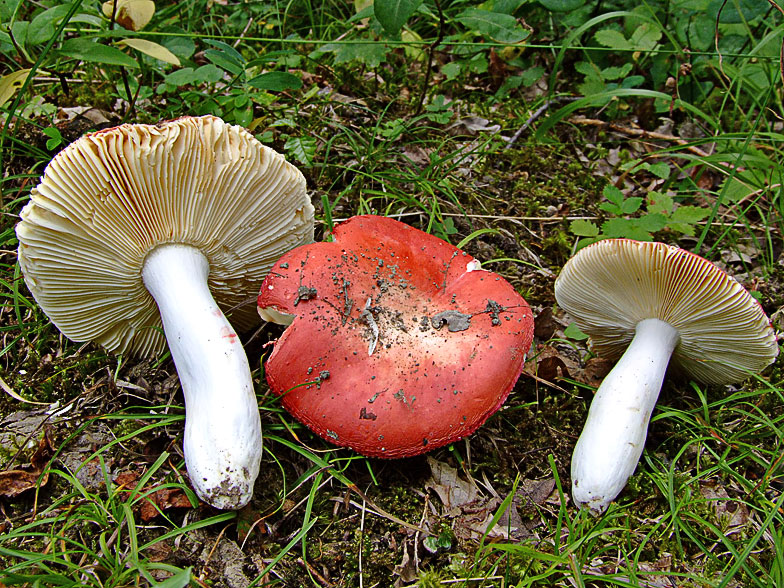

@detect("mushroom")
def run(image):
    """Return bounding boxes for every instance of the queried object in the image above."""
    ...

[554,239,779,514]
[257,215,534,457]
[16,116,314,509]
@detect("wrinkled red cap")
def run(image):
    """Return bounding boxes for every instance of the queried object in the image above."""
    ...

[258,215,534,458]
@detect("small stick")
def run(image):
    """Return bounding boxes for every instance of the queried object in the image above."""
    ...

[569,116,714,158]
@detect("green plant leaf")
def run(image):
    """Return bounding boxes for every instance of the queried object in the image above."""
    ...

[707,0,769,23]
[322,40,388,68]
[601,62,632,81]
[455,8,528,43]
[669,205,709,224]
[647,191,673,215]
[246,71,302,91]
[27,5,71,46]
[284,136,317,166]
[154,567,192,588]
[594,29,631,51]
[646,161,670,179]
[118,38,180,65]
[564,322,589,340]
[374,0,422,36]
[570,219,600,237]
[0,0,21,22]
[163,64,223,87]
[42,126,63,150]
[602,184,625,206]
[441,61,461,80]
[636,213,667,232]
[629,23,662,51]
[59,38,139,68]
[537,0,586,11]
[620,196,643,214]
[602,217,639,238]
[203,39,245,75]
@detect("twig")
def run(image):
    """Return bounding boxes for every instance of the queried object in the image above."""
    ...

[569,116,713,158]
[505,97,579,149]
[297,558,333,587]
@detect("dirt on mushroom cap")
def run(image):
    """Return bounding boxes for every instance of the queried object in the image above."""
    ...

[258,215,535,458]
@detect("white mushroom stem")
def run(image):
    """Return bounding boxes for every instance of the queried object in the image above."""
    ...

[571,318,680,515]
[142,244,262,509]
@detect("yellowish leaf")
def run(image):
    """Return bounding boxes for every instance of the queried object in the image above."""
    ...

[401,29,425,61]
[0,69,33,108]
[118,38,179,65]
[102,0,155,31]
[354,0,372,13]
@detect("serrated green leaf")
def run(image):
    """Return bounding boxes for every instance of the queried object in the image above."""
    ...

[636,213,667,232]
[646,161,670,179]
[570,218,600,237]
[59,38,138,68]
[669,205,709,224]
[374,0,422,36]
[629,23,662,51]
[574,61,600,77]
[620,196,643,214]
[620,75,645,88]
[455,8,528,43]
[601,62,633,81]
[118,38,180,65]
[601,217,637,238]
[598,201,623,215]
[602,184,625,206]
[647,191,673,215]
[621,225,655,240]
[284,136,317,166]
[322,40,388,68]
[246,71,302,91]
[594,29,631,51]
[666,223,696,236]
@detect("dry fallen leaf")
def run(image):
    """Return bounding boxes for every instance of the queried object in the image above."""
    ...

[425,456,478,511]
[0,428,54,498]
[140,487,192,521]
[699,481,750,533]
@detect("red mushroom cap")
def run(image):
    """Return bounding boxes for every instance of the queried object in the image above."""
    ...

[257,215,534,458]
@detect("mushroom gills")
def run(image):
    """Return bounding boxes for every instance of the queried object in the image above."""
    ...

[142,243,262,509]
[571,318,680,514]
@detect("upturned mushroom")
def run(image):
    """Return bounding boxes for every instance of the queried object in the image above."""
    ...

[16,116,314,509]
[257,215,534,457]
[554,239,779,514]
